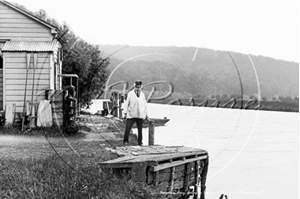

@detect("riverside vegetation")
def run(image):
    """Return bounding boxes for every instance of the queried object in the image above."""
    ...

[0,121,170,199]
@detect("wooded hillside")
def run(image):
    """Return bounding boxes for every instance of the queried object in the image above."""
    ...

[100,45,299,100]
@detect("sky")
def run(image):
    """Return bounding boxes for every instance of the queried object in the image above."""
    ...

[11,0,299,62]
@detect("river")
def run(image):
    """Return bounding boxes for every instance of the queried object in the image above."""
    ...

[132,103,299,199]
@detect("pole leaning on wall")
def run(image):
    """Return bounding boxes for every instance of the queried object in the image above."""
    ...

[22,53,31,131]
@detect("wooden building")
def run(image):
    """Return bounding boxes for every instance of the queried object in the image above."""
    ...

[0,0,62,113]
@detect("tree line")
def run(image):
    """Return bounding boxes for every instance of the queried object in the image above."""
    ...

[12,3,110,107]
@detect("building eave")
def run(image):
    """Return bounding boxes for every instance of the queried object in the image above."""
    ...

[0,0,59,33]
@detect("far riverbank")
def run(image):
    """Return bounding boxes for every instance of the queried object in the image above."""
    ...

[151,98,299,112]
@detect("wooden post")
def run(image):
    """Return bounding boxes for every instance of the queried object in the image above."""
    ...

[63,90,66,130]
[22,53,31,131]
[118,93,122,119]
[76,78,79,116]
[194,160,200,199]
[116,93,119,118]
[200,158,209,199]
[168,166,175,192]
[183,163,191,194]
[148,120,155,145]
[154,171,159,186]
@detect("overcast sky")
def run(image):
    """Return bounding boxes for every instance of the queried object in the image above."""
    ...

[13,0,299,62]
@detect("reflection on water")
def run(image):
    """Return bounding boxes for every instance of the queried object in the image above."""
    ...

[132,103,299,199]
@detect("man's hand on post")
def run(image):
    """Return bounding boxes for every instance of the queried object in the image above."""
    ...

[146,115,150,121]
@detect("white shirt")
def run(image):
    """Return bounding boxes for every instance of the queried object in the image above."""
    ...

[123,90,147,119]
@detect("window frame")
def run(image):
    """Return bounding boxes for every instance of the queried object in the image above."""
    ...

[0,40,9,69]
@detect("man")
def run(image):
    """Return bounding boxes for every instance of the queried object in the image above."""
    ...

[123,80,148,146]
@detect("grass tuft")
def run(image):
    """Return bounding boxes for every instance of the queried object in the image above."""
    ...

[0,155,166,199]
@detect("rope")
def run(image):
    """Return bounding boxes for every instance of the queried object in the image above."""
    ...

[43,129,77,171]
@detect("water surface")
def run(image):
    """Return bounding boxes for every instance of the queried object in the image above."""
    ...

[133,104,299,199]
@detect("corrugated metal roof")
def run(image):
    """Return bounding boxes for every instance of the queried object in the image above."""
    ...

[2,41,60,52]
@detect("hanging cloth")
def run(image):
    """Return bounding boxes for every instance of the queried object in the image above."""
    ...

[37,100,53,127]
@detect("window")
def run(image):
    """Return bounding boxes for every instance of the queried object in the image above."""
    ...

[0,41,4,69]
[0,55,3,69]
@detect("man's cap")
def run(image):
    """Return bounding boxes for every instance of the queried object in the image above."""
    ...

[134,80,142,86]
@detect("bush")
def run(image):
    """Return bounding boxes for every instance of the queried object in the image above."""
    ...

[64,120,80,135]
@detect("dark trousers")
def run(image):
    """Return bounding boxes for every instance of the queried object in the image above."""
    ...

[123,118,143,145]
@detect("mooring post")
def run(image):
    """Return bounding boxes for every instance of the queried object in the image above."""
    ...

[148,120,155,145]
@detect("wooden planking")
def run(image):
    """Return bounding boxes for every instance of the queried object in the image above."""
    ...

[183,163,192,192]
[0,2,52,42]
[0,37,52,42]
[5,57,49,64]
[6,79,49,85]
[1,13,39,19]
[6,98,45,113]
[0,9,22,14]
[51,90,64,126]
[6,87,49,96]
[101,147,208,166]
[4,51,50,113]
[120,152,207,164]
[5,63,50,68]
[107,146,206,157]
[5,84,49,90]
[5,89,46,96]
[150,156,208,172]
[6,73,49,79]
[0,18,37,23]
[154,180,184,192]
[147,164,187,184]
[6,94,44,101]
[1,27,49,33]
[169,166,175,191]
[6,53,50,58]
[101,155,208,174]
[99,146,209,193]
[6,68,49,74]
[0,23,48,28]
[0,2,51,31]
[146,163,199,191]
[5,84,49,93]
[5,93,46,113]
[0,32,51,38]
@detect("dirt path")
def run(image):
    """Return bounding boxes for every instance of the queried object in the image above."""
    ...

[0,115,136,161]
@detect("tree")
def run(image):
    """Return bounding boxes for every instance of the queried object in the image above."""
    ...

[278,95,285,102]
[62,34,109,106]
[230,93,241,99]
[32,9,110,107]
[249,95,257,100]
[285,96,293,102]
[261,96,268,101]
[221,94,229,100]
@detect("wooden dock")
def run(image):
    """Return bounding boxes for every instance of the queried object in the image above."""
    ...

[99,145,209,199]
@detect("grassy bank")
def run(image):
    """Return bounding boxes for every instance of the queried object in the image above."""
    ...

[0,155,164,199]
[0,119,168,199]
